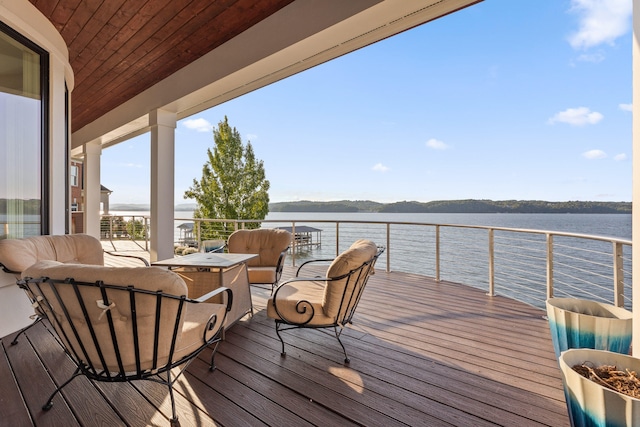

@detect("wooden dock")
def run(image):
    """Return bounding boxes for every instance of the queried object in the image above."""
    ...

[0,252,569,426]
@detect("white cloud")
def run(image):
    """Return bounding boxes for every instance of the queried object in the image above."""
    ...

[372,163,390,172]
[182,118,213,132]
[426,138,449,150]
[568,0,632,50]
[614,153,627,161]
[619,103,632,112]
[548,107,603,126]
[246,133,258,141]
[582,149,607,159]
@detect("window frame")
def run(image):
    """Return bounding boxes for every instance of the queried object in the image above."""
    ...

[0,20,50,236]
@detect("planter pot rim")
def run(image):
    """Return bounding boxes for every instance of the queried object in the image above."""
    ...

[547,298,632,320]
[561,348,640,401]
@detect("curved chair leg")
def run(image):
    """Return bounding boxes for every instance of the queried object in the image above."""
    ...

[166,371,180,427]
[43,366,83,410]
[334,326,350,364]
[275,321,286,356]
[209,341,221,371]
[11,316,42,345]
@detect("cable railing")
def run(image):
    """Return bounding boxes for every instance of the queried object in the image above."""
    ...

[99,215,633,311]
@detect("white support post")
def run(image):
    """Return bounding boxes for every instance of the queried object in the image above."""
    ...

[632,0,640,356]
[83,140,102,239]
[149,109,176,262]
[49,58,69,235]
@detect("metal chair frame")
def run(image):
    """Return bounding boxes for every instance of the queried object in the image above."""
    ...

[18,276,232,427]
[271,246,384,363]
[2,250,148,345]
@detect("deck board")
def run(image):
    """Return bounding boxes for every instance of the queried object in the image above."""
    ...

[1,256,570,426]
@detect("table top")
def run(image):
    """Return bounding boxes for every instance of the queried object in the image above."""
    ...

[152,252,257,268]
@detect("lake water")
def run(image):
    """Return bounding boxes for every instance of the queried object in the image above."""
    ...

[154,211,632,239]
[263,212,632,240]
[110,210,633,309]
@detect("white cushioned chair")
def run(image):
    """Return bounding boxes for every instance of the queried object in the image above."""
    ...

[227,228,292,293]
[267,239,384,363]
[0,234,147,344]
[20,260,232,427]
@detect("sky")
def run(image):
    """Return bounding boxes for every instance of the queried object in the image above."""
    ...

[100,0,633,205]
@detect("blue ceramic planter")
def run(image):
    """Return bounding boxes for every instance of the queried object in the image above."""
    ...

[560,349,640,427]
[546,298,632,359]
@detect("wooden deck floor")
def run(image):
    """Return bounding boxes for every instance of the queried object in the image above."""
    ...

[0,249,570,426]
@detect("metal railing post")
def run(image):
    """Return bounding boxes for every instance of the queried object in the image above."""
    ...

[613,241,624,307]
[144,217,149,250]
[488,228,495,296]
[291,222,296,267]
[435,225,440,282]
[335,222,340,257]
[546,234,554,299]
[386,223,390,272]
[196,220,201,250]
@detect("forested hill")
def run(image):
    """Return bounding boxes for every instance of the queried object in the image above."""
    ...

[268,200,632,214]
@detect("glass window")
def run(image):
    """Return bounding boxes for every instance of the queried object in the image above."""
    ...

[0,23,48,238]
[70,165,78,187]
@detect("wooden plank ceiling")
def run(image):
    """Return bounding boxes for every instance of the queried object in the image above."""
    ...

[29,0,295,133]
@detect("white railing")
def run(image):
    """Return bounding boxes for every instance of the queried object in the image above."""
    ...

[101,215,633,311]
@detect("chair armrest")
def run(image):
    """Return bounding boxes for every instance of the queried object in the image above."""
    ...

[274,246,290,280]
[270,277,328,325]
[272,276,332,303]
[190,286,233,311]
[295,258,334,277]
[104,250,150,266]
[277,276,331,288]
[0,262,19,275]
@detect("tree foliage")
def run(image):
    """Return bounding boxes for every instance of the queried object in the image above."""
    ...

[184,116,270,238]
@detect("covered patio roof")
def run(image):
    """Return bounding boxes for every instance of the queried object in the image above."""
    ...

[31,0,482,151]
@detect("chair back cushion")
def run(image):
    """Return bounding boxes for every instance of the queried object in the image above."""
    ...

[228,229,291,267]
[0,234,103,273]
[323,239,377,319]
[22,260,188,372]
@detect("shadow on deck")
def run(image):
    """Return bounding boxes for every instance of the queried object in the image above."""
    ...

[1,261,569,426]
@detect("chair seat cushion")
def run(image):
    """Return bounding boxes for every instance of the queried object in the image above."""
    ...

[175,302,226,361]
[248,266,277,285]
[267,280,336,326]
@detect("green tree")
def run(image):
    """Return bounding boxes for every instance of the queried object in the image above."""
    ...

[184,116,270,238]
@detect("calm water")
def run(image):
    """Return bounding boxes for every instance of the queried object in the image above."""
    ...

[110,210,633,309]
[114,210,632,243]
[264,212,632,240]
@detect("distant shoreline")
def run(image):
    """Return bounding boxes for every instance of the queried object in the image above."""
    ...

[110,199,632,214]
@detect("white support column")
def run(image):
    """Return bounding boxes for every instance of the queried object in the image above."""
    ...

[83,140,102,239]
[49,57,69,235]
[150,109,176,262]
[632,0,640,356]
